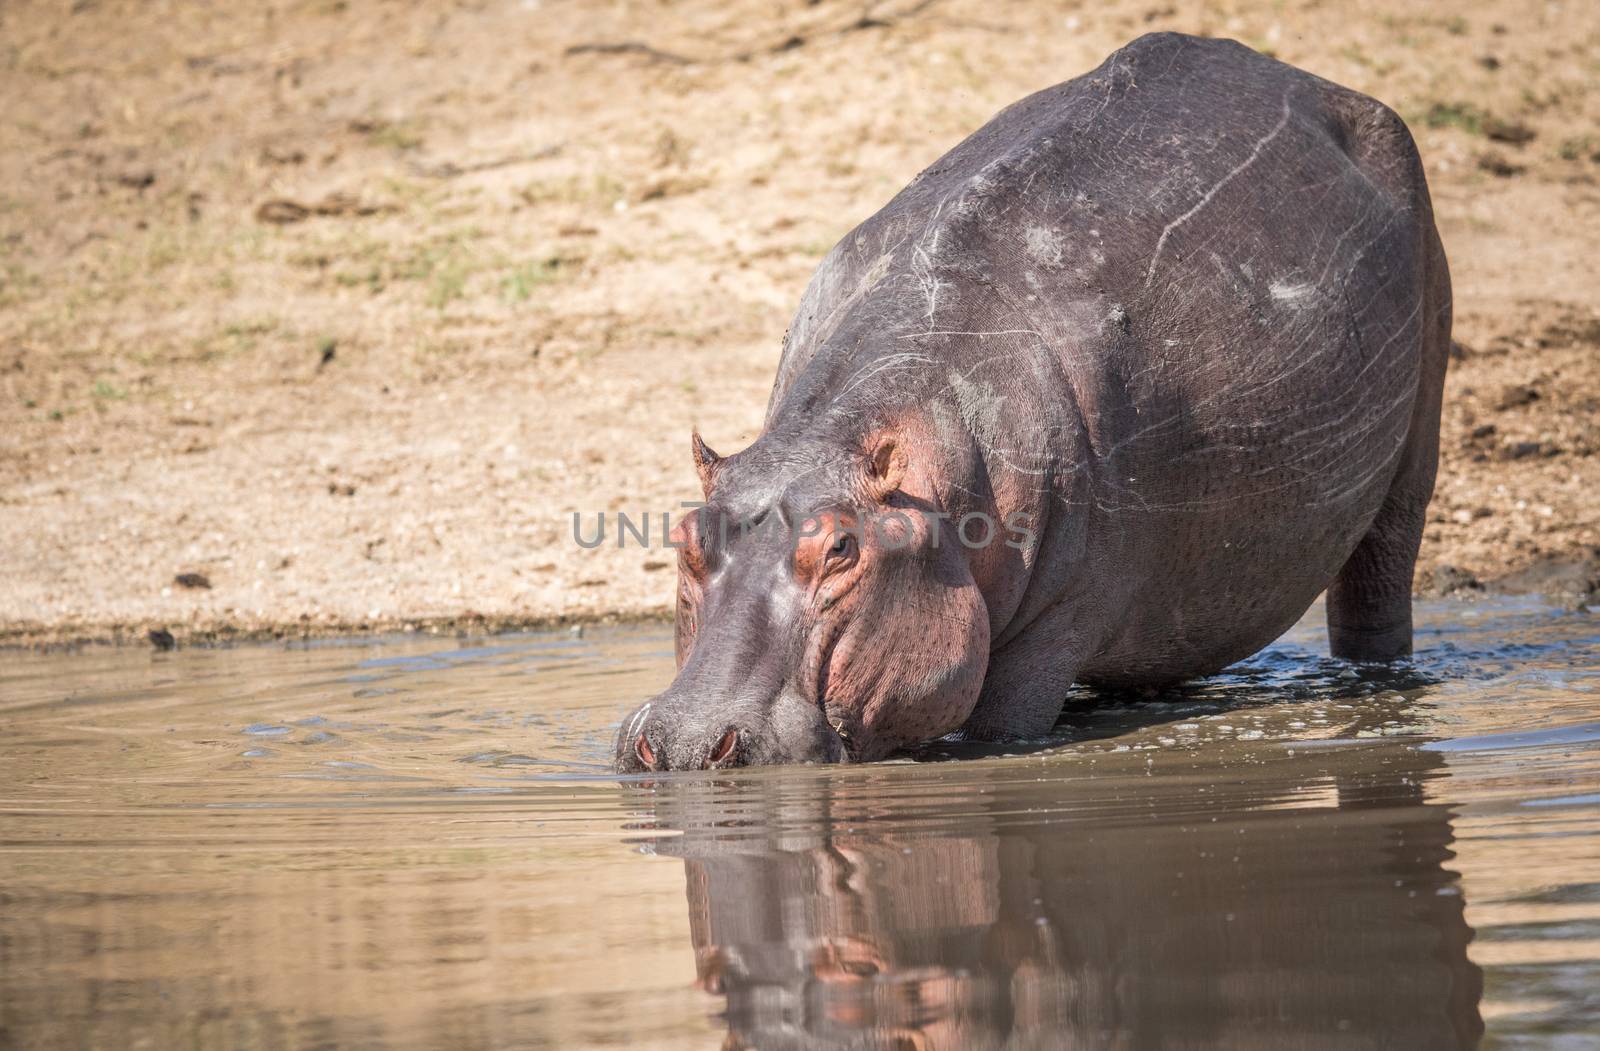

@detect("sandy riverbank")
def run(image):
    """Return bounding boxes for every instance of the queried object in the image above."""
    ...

[2,0,1597,646]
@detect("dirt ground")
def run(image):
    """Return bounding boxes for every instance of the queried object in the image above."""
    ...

[2,0,1598,646]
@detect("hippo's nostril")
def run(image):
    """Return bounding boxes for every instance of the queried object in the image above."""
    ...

[707,727,739,768]
[634,732,657,770]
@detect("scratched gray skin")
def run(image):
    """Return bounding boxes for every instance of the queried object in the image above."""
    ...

[614,32,1451,772]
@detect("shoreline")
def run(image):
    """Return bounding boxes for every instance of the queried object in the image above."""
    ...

[0,606,673,653]
[5,552,1592,652]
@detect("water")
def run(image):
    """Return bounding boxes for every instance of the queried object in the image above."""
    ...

[1,599,1597,1049]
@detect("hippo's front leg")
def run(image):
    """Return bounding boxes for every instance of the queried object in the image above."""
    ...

[956,628,1089,741]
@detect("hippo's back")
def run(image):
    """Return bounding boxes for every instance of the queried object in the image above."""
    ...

[777,33,1450,682]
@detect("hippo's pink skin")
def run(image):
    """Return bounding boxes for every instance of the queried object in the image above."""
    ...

[615,33,1450,771]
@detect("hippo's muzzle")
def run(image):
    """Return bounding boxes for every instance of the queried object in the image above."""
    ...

[614,686,848,773]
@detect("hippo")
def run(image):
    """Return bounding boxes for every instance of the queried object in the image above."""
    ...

[615,32,1451,772]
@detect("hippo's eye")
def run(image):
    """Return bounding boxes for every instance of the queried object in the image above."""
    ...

[824,532,857,570]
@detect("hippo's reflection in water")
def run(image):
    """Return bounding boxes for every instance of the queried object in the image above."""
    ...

[645,742,1483,1050]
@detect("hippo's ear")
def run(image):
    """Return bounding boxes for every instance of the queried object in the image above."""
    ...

[690,429,723,497]
[865,433,906,502]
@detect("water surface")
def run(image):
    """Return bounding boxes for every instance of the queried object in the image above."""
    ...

[2,599,1598,1048]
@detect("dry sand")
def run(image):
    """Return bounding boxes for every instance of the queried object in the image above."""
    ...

[2,0,1598,646]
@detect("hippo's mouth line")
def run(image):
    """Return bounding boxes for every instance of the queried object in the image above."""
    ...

[812,627,857,763]
[825,721,855,764]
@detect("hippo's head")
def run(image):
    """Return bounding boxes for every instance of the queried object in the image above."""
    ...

[614,427,991,770]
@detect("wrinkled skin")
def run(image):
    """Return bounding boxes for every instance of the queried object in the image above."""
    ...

[615,32,1451,771]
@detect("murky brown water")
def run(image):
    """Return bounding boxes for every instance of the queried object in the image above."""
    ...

[2,599,1598,1049]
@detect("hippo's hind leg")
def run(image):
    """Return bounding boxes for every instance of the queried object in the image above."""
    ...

[1327,248,1450,661]
[1326,488,1427,660]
